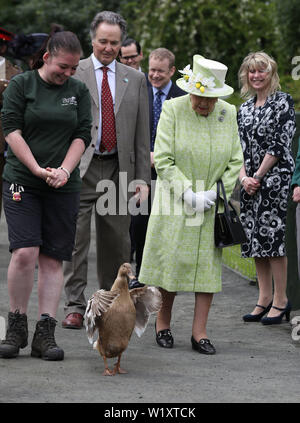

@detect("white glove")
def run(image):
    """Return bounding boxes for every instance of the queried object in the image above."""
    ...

[183,188,216,212]
[204,190,217,203]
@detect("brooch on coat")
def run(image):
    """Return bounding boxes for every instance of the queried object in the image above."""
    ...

[218,109,226,122]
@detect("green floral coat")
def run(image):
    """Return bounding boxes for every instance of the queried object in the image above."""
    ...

[139,95,243,293]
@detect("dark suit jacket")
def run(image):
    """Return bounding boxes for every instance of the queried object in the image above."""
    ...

[148,81,186,179]
[148,82,186,149]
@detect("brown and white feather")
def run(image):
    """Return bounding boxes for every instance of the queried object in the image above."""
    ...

[130,286,162,337]
[84,289,119,344]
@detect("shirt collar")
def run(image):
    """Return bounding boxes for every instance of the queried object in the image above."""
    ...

[152,80,172,97]
[91,53,116,73]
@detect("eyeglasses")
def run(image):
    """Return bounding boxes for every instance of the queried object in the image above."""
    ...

[121,54,139,61]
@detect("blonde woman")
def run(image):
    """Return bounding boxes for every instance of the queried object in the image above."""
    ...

[238,52,296,324]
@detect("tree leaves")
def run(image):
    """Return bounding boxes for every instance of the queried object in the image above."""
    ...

[1,0,299,106]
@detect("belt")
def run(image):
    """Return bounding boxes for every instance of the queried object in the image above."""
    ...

[93,152,118,160]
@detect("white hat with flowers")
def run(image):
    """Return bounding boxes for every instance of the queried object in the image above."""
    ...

[176,54,234,97]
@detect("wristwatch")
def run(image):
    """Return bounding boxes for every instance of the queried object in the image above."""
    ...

[253,172,262,181]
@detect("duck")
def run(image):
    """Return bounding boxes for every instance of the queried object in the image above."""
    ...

[84,263,162,376]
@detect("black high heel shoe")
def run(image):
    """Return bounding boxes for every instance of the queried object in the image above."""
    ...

[155,321,174,348]
[243,301,272,322]
[261,301,291,325]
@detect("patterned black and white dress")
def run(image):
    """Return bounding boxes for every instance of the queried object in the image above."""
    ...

[237,91,296,258]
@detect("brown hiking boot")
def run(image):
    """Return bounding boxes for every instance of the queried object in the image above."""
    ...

[31,314,64,361]
[0,310,28,358]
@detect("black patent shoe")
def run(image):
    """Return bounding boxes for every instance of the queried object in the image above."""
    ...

[155,322,174,348]
[128,278,145,290]
[191,336,216,355]
[243,301,272,322]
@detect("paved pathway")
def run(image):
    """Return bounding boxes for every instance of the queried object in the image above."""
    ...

[0,212,300,404]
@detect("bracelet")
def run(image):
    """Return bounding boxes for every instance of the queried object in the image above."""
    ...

[58,166,70,179]
[253,172,263,181]
[240,176,248,185]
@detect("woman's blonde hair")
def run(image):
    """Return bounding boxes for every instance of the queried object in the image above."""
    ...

[238,51,280,99]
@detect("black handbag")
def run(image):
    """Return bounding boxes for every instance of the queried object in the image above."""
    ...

[214,180,247,248]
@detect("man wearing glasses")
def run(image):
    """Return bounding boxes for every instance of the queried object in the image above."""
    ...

[119,38,143,71]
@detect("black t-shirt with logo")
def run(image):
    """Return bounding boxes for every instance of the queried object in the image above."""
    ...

[2,69,91,192]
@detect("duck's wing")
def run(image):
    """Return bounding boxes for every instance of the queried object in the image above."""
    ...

[130,286,162,337]
[84,289,119,344]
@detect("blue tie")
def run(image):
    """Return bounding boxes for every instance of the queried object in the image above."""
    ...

[151,90,163,150]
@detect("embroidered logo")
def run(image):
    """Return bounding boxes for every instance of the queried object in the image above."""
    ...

[61,96,77,106]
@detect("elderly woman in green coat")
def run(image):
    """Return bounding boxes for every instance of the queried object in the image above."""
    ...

[139,55,243,354]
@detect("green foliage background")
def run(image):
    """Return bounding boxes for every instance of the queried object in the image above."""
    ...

[1,0,300,108]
